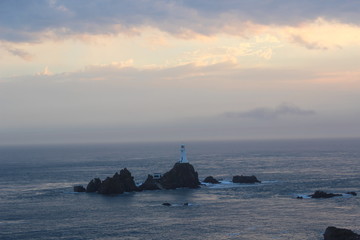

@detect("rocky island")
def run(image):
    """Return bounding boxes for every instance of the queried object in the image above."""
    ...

[74,145,201,194]
[73,144,263,194]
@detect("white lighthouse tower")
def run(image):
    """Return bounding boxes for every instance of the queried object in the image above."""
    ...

[179,145,188,163]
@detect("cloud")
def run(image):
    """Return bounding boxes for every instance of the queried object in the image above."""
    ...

[36,66,53,76]
[277,18,360,50]
[223,104,316,120]
[1,0,360,43]
[1,44,33,60]
[177,43,274,66]
[290,35,328,50]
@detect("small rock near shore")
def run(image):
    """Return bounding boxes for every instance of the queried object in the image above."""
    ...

[203,176,220,184]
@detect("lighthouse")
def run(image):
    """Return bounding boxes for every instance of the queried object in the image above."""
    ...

[179,145,188,163]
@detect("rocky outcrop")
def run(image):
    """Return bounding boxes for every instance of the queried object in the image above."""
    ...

[139,174,161,191]
[159,162,200,189]
[81,162,201,195]
[203,176,220,184]
[98,168,139,195]
[232,175,261,183]
[310,191,342,199]
[296,191,357,199]
[324,226,360,240]
[347,191,357,196]
[86,178,102,192]
[73,185,86,192]
[161,202,190,206]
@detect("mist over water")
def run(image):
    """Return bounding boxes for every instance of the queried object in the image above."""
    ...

[0,138,359,240]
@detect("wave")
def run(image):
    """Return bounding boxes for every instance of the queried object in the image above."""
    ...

[0,220,27,225]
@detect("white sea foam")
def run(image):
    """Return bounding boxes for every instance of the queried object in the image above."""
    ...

[202,180,265,189]
[294,194,311,199]
[342,193,355,198]
[261,180,279,184]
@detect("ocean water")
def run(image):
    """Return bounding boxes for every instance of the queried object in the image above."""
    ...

[0,138,359,240]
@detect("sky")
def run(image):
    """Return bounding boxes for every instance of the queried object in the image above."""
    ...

[1,0,360,145]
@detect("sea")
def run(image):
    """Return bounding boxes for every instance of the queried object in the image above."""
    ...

[0,138,359,240]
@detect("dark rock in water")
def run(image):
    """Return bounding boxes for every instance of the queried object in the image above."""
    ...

[86,178,102,192]
[232,175,261,183]
[324,226,360,240]
[183,202,189,206]
[346,191,357,196]
[203,176,220,184]
[162,202,171,206]
[98,168,139,195]
[310,191,342,199]
[139,174,161,191]
[98,176,124,194]
[159,162,200,189]
[296,196,303,199]
[73,185,86,192]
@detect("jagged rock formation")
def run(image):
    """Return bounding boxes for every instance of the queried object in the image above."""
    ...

[324,226,360,240]
[73,185,86,192]
[159,162,200,189]
[310,191,342,199]
[232,175,261,183]
[86,178,102,192]
[203,176,220,184]
[98,168,139,194]
[80,162,200,195]
[139,174,161,191]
